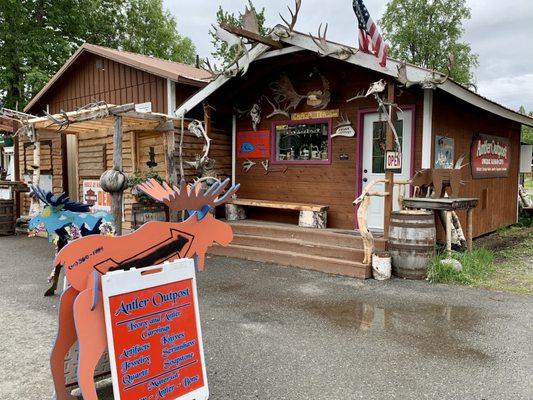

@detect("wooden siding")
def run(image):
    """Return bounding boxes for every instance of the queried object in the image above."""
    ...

[431,90,521,237]
[218,55,422,230]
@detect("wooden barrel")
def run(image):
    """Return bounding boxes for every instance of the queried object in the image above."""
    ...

[0,199,15,236]
[388,210,436,280]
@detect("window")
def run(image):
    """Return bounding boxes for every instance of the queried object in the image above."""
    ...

[371,120,403,173]
[273,119,331,164]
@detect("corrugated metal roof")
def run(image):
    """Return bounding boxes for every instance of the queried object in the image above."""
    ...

[24,43,210,112]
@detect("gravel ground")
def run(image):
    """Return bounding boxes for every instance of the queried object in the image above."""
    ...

[0,235,532,399]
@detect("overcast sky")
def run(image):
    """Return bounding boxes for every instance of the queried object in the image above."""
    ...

[164,0,533,112]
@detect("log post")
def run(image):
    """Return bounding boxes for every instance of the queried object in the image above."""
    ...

[100,116,127,234]
[445,211,452,256]
[383,79,396,240]
[111,116,123,233]
[467,208,473,251]
[164,125,179,222]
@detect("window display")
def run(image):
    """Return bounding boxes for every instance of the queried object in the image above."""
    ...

[273,119,331,164]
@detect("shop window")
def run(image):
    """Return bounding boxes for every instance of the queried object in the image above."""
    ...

[273,119,331,164]
[371,120,403,173]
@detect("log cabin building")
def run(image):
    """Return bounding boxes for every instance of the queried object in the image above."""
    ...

[19,34,533,279]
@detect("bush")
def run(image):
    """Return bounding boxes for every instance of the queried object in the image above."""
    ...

[427,248,494,285]
[127,170,165,204]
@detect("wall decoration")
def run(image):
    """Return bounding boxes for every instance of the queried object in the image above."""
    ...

[332,114,356,138]
[102,260,209,400]
[83,180,111,212]
[435,136,455,169]
[273,119,331,164]
[237,130,270,159]
[470,134,511,178]
[50,178,238,400]
[242,159,256,172]
[292,109,339,121]
[270,70,331,112]
[250,102,262,131]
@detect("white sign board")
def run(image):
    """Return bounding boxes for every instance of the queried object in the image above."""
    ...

[82,180,111,212]
[520,144,532,173]
[102,259,209,400]
[135,102,153,113]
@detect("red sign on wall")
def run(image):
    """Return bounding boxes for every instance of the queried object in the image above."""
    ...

[236,130,270,159]
[103,260,208,400]
[470,134,511,179]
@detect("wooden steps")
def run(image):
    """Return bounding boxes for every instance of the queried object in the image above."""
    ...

[208,220,386,279]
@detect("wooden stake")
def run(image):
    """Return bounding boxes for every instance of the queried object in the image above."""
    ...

[467,208,473,251]
[383,79,396,240]
[112,116,123,234]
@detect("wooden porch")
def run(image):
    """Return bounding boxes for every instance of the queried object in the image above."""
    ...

[209,219,386,279]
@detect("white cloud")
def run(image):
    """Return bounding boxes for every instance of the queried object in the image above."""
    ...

[477,73,533,111]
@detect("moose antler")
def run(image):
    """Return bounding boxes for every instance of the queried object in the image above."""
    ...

[262,96,290,119]
[138,178,239,213]
[310,23,357,60]
[271,74,306,110]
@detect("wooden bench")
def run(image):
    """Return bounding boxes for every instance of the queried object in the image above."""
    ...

[226,198,329,229]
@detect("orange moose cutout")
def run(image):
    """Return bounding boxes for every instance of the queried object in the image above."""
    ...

[50,178,239,400]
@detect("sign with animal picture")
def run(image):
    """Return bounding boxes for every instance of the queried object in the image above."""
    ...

[50,178,238,400]
[83,179,111,212]
[471,134,511,178]
[435,136,454,169]
[237,130,270,159]
[102,260,209,400]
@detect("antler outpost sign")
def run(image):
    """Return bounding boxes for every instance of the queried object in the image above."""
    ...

[470,134,511,178]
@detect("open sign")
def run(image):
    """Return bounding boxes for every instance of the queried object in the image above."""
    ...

[385,151,402,170]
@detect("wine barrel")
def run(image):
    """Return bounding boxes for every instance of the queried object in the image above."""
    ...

[0,199,15,236]
[388,210,436,280]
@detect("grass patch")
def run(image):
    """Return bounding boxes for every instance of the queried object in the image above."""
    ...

[427,248,494,285]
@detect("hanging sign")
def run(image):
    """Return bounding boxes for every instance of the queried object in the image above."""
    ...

[470,134,511,178]
[292,109,339,121]
[385,151,402,170]
[83,180,111,212]
[237,130,270,159]
[103,259,209,400]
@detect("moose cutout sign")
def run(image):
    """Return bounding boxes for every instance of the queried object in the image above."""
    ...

[50,178,239,400]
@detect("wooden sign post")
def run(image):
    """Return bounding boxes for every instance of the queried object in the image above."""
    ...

[383,80,396,240]
[102,259,209,400]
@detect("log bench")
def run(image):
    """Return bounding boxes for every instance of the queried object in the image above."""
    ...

[226,199,329,229]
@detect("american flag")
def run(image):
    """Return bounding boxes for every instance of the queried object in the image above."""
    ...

[353,0,388,67]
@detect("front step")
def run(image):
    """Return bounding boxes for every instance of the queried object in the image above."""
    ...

[232,233,365,261]
[229,220,386,250]
[210,244,371,279]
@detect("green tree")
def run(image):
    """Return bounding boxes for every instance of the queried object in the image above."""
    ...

[209,0,267,66]
[0,0,195,110]
[380,0,479,85]
[519,106,533,144]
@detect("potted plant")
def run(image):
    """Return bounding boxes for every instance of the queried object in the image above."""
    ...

[127,170,165,205]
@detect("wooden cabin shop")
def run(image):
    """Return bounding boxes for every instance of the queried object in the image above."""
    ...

[173,29,533,277]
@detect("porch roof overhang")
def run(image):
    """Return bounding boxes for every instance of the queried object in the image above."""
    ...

[175,29,533,128]
[21,103,180,135]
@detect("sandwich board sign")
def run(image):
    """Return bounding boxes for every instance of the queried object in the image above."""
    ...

[102,259,209,400]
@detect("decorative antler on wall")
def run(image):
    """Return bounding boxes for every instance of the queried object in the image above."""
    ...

[186,120,211,170]
[262,95,291,119]
[310,23,357,60]
[271,70,331,111]
[396,53,454,89]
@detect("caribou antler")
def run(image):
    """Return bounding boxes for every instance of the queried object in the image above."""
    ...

[200,58,223,81]
[397,53,455,89]
[310,23,357,60]
[138,178,239,213]
[347,79,387,102]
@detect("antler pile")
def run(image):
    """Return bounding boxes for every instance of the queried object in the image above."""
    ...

[137,178,239,213]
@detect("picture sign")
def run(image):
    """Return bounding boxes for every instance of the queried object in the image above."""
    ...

[470,134,511,178]
[237,130,270,159]
[103,260,209,400]
[385,151,402,170]
[435,136,454,169]
[83,180,111,212]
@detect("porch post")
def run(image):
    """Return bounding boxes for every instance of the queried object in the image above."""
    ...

[422,89,433,169]
[232,114,237,185]
[383,79,396,239]
[110,116,124,233]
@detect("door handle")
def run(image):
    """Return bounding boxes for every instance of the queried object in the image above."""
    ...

[363,178,368,182]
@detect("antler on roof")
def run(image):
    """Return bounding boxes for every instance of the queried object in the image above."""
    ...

[137,178,239,213]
